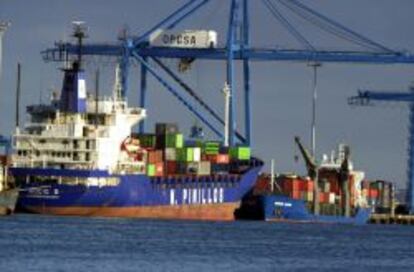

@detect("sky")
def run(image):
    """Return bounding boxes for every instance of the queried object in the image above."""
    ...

[1,0,414,190]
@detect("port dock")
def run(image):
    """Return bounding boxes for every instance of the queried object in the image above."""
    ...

[369,214,414,225]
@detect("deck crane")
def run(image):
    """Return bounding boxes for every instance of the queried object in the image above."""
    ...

[294,136,320,215]
[348,88,414,214]
[41,0,414,148]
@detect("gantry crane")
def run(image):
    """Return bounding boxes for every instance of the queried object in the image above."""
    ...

[349,88,414,214]
[41,0,414,148]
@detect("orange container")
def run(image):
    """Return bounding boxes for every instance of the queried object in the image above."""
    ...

[216,154,230,164]
[148,150,163,164]
[155,162,164,176]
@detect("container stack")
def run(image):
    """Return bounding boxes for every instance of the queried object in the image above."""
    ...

[364,180,393,213]
[131,123,251,177]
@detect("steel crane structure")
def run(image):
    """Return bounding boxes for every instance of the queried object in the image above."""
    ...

[348,88,414,213]
[41,0,414,148]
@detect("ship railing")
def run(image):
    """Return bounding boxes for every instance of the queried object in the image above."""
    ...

[149,174,243,188]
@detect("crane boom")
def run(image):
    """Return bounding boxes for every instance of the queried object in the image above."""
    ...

[294,136,320,215]
[294,136,317,179]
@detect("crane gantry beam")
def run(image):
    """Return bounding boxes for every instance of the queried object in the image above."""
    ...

[43,44,414,64]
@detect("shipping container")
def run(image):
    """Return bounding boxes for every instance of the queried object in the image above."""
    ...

[132,133,156,148]
[150,29,218,49]
[329,193,335,204]
[147,164,155,177]
[155,162,164,177]
[147,150,163,164]
[166,161,177,175]
[229,146,251,160]
[290,190,301,200]
[301,191,314,202]
[176,148,194,162]
[165,148,177,161]
[193,147,201,162]
[203,141,220,155]
[216,154,230,164]
[165,133,184,148]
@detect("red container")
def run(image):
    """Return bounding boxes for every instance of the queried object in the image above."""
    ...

[166,161,177,175]
[369,188,379,199]
[304,180,314,192]
[155,162,164,177]
[282,178,302,193]
[319,192,329,203]
[254,177,270,192]
[205,154,217,163]
[290,190,301,200]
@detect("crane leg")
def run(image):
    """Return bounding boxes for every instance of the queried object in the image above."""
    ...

[408,103,414,214]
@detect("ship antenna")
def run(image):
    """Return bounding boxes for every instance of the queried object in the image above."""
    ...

[15,63,21,133]
[72,21,87,69]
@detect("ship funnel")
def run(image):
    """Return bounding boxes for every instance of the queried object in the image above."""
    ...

[59,22,88,113]
[59,61,87,113]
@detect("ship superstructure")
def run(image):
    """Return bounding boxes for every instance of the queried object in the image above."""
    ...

[13,63,146,178]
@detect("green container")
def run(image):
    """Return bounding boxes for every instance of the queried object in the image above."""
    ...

[165,133,184,148]
[229,146,251,160]
[147,164,156,176]
[176,148,194,162]
[138,134,156,148]
[203,141,220,155]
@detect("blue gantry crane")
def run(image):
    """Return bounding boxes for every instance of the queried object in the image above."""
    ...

[349,88,414,214]
[41,0,414,148]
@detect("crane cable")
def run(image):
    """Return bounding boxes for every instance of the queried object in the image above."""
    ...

[277,0,395,53]
[261,0,315,51]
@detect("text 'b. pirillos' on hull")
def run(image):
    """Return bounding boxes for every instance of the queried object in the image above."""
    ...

[9,25,263,221]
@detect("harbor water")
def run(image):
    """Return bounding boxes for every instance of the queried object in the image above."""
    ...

[0,214,413,271]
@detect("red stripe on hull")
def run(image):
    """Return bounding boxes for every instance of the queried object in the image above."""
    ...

[23,203,241,221]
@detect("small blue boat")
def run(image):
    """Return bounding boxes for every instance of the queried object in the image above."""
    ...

[261,195,371,225]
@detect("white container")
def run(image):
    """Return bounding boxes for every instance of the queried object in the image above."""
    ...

[150,29,217,49]
[193,147,201,162]
[165,148,176,161]
[329,193,336,204]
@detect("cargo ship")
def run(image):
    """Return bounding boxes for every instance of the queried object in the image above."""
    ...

[236,139,371,224]
[8,30,262,220]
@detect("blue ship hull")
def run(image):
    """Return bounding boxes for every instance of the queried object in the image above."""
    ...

[261,195,371,225]
[10,160,263,220]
